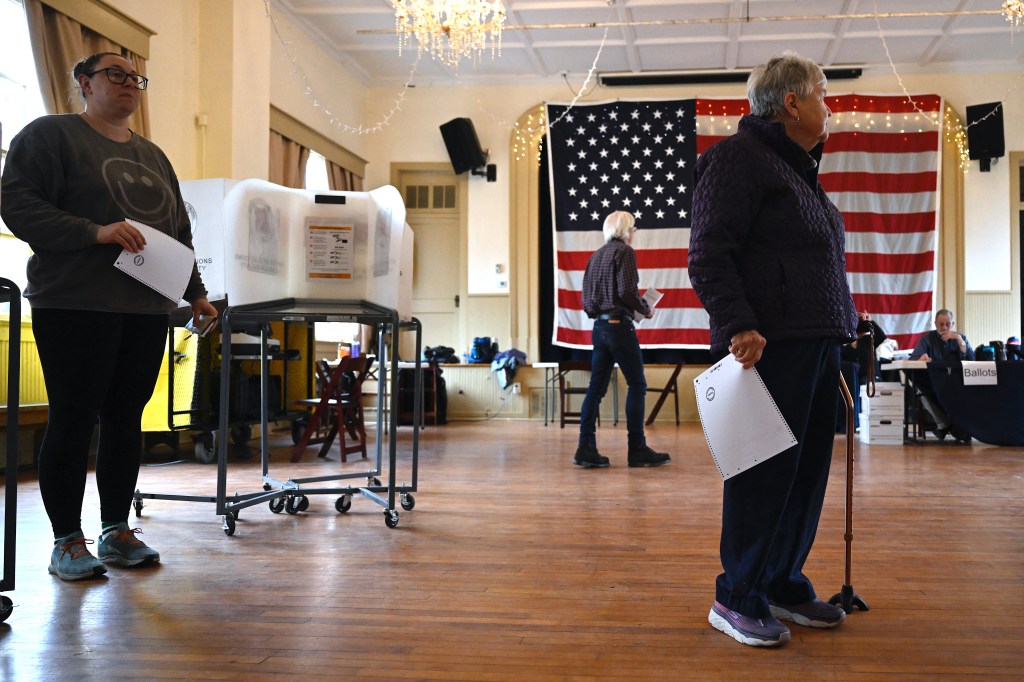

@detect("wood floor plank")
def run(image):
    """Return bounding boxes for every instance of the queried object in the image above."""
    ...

[1,421,1022,679]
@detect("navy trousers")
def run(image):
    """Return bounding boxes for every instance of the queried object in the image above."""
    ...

[715,338,841,618]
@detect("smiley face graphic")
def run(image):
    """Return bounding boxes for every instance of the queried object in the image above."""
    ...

[102,158,174,225]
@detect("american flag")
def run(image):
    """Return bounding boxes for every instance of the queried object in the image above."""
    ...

[546,94,942,351]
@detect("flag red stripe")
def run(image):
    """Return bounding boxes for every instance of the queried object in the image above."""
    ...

[695,100,749,117]
[825,94,942,113]
[820,171,937,194]
[846,251,934,274]
[852,292,934,316]
[696,95,944,116]
[557,249,688,270]
[824,131,940,153]
[638,328,711,345]
[558,287,703,310]
[557,327,711,346]
[557,251,593,271]
[842,212,936,233]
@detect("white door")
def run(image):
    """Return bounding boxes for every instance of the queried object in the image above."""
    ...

[400,171,462,354]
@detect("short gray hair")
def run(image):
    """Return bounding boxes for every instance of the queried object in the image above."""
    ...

[747,51,826,119]
[603,211,635,242]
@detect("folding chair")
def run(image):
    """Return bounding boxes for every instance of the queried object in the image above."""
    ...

[557,360,594,429]
[645,362,683,425]
[290,355,374,462]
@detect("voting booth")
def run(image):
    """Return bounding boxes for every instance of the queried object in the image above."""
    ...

[181,178,413,318]
[146,180,414,445]
[137,180,421,531]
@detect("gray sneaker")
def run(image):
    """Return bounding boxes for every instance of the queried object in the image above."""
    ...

[49,531,107,581]
[769,598,846,628]
[709,601,791,647]
[98,523,160,567]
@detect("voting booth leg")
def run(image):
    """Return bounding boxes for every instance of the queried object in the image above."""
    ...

[828,372,870,614]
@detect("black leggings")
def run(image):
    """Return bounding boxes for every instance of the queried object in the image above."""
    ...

[32,309,168,536]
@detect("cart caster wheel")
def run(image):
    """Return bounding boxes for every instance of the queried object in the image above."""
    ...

[0,595,12,623]
[263,483,272,492]
[296,495,310,512]
[194,433,216,464]
[291,419,307,445]
[269,497,285,514]
[222,514,236,536]
[369,476,382,487]
[133,493,144,517]
[285,495,304,515]
[230,424,251,445]
[384,510,399,528]
[335,495,352,513]
[400,493,415,511]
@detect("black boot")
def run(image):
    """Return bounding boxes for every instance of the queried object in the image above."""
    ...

[573,445,609,468]
[627,445,671,467]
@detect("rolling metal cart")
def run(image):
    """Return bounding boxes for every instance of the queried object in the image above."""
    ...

[134,298,421,533]
[1,278,20,622]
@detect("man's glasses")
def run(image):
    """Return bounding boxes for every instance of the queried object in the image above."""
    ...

[86,67,149,90]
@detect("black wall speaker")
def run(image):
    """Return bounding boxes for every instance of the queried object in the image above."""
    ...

[440,117,487,174]
[965,102,1005,167]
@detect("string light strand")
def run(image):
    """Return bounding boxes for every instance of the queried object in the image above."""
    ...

[264,0,417,136]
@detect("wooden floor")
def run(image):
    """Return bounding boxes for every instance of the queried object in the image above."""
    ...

[0,420,1022,680]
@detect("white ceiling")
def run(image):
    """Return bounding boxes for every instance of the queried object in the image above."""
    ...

[274,0,1024,88]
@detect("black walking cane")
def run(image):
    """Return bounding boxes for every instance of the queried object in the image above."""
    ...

[829,332,872,614]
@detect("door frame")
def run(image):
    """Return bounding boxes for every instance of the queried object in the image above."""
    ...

[391,162,469,355]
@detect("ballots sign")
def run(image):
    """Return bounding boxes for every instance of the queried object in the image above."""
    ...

[962,361,998,386]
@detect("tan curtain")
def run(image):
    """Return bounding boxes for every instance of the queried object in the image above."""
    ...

[326,159,364,192]
[24,0,150,137]
[269,131,310,189]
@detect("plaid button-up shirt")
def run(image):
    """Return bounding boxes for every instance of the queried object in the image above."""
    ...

[581,238,648,320]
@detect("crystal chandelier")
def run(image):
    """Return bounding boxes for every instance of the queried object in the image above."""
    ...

[1005,0,1024,27]
[394,0,507,68]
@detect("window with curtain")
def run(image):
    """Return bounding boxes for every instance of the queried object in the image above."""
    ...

[1,0,47,314]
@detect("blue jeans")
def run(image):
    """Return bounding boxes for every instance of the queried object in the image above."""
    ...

[578,319,647,449]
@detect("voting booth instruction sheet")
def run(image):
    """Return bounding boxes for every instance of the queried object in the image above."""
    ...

[693,357,797,480]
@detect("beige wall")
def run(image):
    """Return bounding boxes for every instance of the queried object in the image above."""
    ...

[99,3,1023,355]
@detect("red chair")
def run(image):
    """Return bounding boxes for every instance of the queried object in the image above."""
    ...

[290,355,373,462]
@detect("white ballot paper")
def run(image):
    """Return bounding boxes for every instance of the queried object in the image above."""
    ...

[634,287,664,322]
[113,220,194,302]
[693,357,797,480]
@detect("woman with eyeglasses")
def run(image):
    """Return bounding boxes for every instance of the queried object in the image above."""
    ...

[1,52,217,581]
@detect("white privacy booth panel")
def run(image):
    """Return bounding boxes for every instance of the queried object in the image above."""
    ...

[181,179,411,319]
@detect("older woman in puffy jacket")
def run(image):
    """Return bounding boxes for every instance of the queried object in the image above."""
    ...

[688,51,857,648]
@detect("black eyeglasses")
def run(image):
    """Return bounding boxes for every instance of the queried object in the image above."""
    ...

[86,67,149,90]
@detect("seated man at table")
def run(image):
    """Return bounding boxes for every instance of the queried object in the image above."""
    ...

[909,309,974,441]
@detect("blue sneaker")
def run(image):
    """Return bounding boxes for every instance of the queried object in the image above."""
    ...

[770,598,846,628]
[709,601,791,647]
[49,531,107,581]
[98,523,160,567]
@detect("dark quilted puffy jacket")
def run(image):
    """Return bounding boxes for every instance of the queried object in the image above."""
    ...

[689,114,857,354]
